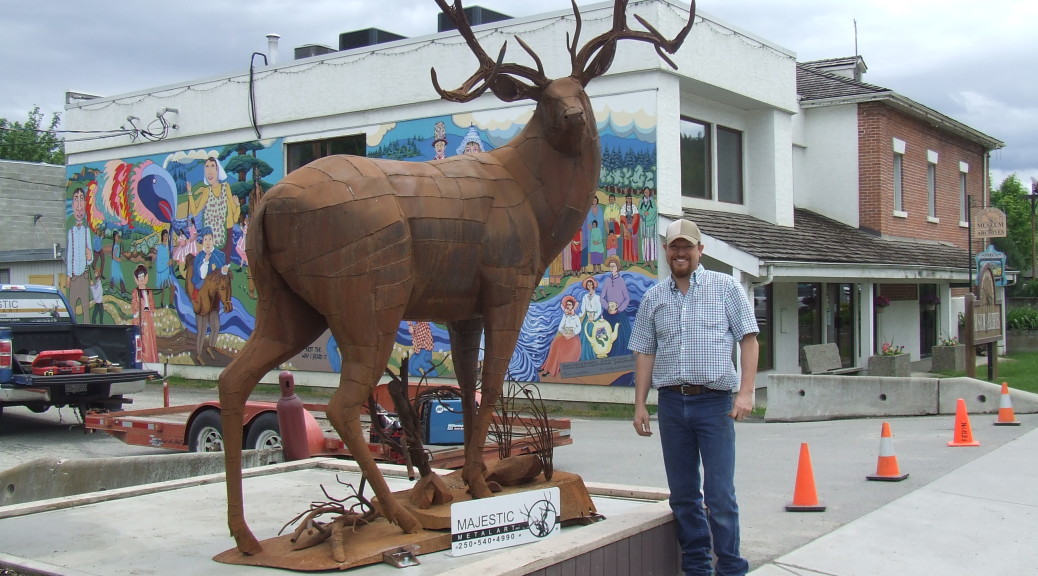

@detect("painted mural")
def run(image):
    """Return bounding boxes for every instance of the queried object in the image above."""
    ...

[63,91,658,386]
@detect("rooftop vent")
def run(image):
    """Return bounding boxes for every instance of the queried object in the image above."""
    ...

[437,6,511,32]
[294,44,337,60]
[339,28,407,51]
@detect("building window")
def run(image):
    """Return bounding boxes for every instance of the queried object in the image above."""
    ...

[680,117,744,204]
[717,126,744,204]
[680,117,710,199]
[287,134,366,173]
[927,162,937,218]
[0,268,9,284]
[893,152,904,212]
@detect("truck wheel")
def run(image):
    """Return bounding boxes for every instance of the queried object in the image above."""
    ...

[188,410,224,452]
[245,413,283,452]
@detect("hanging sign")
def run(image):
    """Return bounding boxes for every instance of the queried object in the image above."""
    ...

[974,208,1007,238]
[975,245,1007,287]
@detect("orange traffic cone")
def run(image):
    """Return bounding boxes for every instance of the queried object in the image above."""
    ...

[948,398,980,447]
[867,421,909,481]
[994,382,1021,426]
[786,442,826,512]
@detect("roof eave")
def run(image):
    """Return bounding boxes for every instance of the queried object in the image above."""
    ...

[800,92,1004,151]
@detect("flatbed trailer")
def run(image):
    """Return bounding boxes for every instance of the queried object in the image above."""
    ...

[83,399,572,470]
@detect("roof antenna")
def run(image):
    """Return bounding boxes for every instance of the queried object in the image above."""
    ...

[854,18,859,57]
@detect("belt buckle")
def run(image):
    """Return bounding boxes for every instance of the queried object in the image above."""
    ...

[679,384,703,395]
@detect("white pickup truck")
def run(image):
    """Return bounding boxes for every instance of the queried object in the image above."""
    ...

[0,284,158,421]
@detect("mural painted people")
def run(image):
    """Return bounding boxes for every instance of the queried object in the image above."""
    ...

[621,193,640,262]
[153,228,173,308]
[588,220,606,273]
[407,321,438,378]
[66,187,93,322]
[191,226,230,363]
[187,156,241,264]
[629,219,759,576]
[639,189,657,270]
[540,296,582,378]
[132,264,159,363]
[432,121,448,159]
[90,272,105,324]
[599,255,631,357]
[578,277,603,361]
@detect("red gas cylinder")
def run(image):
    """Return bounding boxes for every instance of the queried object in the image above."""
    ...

[277,371,309,461]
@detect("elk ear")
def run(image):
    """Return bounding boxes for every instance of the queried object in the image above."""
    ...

[489,75,539,103]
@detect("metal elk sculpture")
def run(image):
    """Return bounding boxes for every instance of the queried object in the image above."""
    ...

[218,0,695,554]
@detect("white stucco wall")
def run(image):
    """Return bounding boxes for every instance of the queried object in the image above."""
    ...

[65,1,798,170]
[795,105,860,227]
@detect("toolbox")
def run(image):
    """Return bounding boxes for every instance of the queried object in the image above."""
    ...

[30,349,86,376]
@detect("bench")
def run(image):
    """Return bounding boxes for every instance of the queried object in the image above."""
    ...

[800,343,864,375]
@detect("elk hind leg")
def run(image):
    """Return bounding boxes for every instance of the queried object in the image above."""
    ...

[218,297,326,554]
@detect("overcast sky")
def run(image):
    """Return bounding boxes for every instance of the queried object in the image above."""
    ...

[3,0,1034,187]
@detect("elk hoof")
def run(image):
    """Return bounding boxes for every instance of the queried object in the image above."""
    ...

[409,473,454,509]
[233,531,264,556]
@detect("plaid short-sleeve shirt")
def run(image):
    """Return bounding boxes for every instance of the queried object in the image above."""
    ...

[628,266,759,391]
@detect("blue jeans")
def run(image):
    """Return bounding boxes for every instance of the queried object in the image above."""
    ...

[657,387,748,576]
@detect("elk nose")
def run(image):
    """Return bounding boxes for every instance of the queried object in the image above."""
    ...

[563,107,585,127]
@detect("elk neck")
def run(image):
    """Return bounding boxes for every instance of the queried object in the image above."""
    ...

[492,83,602,271]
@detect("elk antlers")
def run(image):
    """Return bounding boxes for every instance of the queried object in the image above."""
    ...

[570,0,696,85]
[431,0,697,102]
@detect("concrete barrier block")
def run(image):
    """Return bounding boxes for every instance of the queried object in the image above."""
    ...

[937,378,1038,415]
[0,450,280,506]
[765,374,938,422]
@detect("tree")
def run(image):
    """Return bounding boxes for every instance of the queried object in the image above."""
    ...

[0,106,65,164]
[989,174,1034,294]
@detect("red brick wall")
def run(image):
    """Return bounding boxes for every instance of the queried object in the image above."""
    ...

[858,102,987,252]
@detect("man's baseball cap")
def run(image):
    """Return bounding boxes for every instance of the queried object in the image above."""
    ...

[664,219,701,246]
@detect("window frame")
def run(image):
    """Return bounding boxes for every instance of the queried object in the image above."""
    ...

[679,116,745,205]
[893,152,905,213]
[286,134,366,173]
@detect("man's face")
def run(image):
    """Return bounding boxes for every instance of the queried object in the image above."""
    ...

[666,240,703,280]
[201,233,215,253]
[72,191,86,223]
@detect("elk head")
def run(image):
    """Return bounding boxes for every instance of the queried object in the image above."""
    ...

[431,0,697,156]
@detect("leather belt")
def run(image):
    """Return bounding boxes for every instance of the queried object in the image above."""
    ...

[672,384,728,396]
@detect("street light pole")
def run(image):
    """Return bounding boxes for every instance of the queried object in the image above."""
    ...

[1029,179,1038,282]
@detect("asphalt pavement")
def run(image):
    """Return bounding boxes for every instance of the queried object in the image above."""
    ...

[1,379,1036,575]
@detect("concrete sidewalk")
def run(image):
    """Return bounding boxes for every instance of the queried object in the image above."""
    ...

[748,423,1038,575]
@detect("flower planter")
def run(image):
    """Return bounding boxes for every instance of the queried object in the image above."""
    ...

[868,353,910,377]
[931,344,965,373]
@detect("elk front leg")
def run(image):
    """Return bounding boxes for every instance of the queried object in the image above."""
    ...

[463,311,524,499]
[326,365,422,534]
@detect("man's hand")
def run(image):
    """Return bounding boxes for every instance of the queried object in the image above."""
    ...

[633,406,653,436]
[729,392,753,421]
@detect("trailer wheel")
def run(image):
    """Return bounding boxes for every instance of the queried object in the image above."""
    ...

[245,412,283,453]
[188,410,224,452]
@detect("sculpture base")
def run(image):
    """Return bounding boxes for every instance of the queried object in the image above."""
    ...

[214,468,596,571]
[387,469,598,531]
[213,521,451,571]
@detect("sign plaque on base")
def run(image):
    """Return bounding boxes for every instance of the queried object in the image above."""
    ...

[450,487,561,557]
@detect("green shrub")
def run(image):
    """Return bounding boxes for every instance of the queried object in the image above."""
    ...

[1006,307,1038,330]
